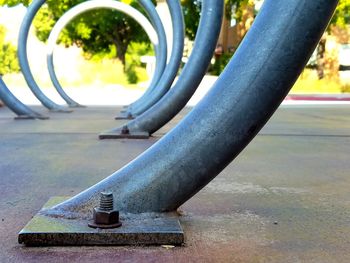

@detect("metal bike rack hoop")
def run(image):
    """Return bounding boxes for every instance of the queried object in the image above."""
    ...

[119,0,184,118]
[100,0,223,139]
[46,0,162,108]
[18,0,71,112]
[18,0,339,246]
[0,77,48,119]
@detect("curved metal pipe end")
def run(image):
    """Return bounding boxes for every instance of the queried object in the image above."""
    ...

[68,103,86,108]
[0,77,50,120]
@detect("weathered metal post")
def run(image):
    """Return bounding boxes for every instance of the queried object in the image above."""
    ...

[46,0,163,109]
[117,0,184,119]
[18,0,338,246]
[0,77,48,119]
[100,0,224,139]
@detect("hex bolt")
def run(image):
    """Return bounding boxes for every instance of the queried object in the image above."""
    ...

[121,125,130,135]
[88,192,122,229]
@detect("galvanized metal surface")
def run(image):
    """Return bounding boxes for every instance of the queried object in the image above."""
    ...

[122,0,184,117]
[100,0,223,138]
[18,0,71,112]
[57,0,340,219]
[134,0,168,106]
[1,105,350,262]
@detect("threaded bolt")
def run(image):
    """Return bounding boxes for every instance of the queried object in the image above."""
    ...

[88,191,122,229]
[99,192,114,211]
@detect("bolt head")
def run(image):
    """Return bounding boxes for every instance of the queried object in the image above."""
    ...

[93,208,120,225]
[121,125,130,135]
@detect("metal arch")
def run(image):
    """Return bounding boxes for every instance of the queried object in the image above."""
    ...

[46,0,162,108]
[119,0,184,118]
[99,0,223,139]
[46,50,83,108]
[0,77,48,119]
[43,0,338,217]
[20,0,166,111]
[135,0,168,109]
[18,0,72,112]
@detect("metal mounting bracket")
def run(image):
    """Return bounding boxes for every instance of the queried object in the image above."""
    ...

[14,115,49,120]
[99,128,149,139]
[18,197,184,246]
[114,112,135,120]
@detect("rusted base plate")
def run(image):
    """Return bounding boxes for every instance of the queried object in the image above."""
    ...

[99,130,149,139]
[18,197,184,246]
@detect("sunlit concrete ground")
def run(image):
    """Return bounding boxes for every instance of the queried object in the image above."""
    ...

[3,75,219,106]
[0,103,350,262]
[5,74,350,107]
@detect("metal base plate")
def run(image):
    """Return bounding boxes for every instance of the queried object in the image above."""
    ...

[15,115,49,120]
[49,108,73,113]
[18,197,184,246]
[99,130,149,139]
[114,114,135,120]
[14,115,38,120]
[68,104,86,108]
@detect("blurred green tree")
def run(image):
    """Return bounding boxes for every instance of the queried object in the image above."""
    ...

[0,0,155,67]
[180,0,201,40]
[315,0,350,79]
[331,0,350,27]
[0,25,20,75]
[181,0,252,40]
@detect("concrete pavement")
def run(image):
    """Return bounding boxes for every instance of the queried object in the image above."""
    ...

[0,105,349,262]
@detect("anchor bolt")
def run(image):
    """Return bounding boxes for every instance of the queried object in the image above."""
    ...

[121,125,130,135]
[88,192,122,229]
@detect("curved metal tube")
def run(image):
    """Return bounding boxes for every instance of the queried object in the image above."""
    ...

[18,0,71,112]
[100,0,223,138]
[44,0,338,217]
[46,53,83,108]
[137,0,167,103]
[0,77,48,119]
[46,0,161,108]
[121,0,184,117]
